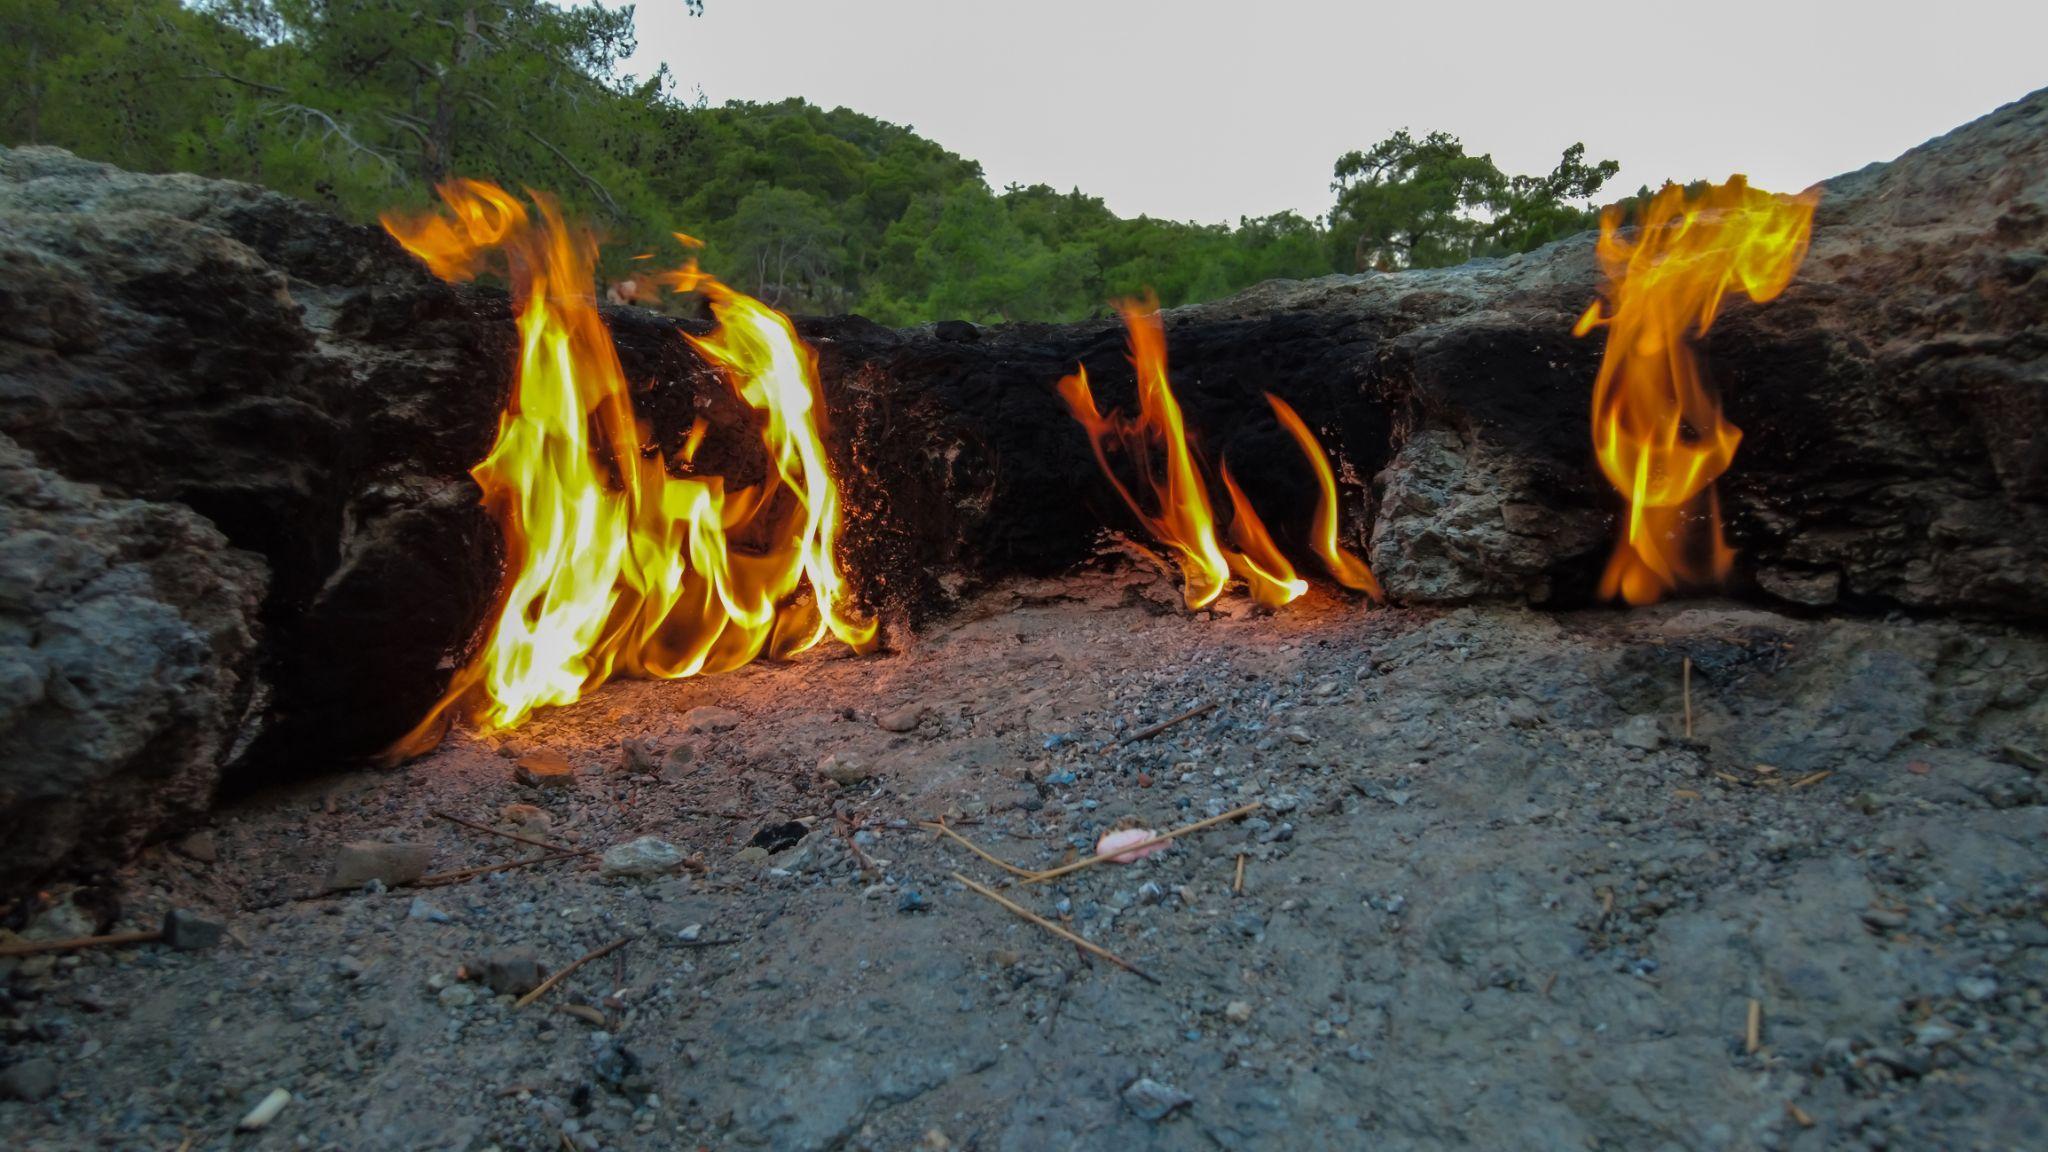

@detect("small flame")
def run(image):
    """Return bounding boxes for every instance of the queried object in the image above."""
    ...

[1575,176,1817,605]
[383,181,873,748]
[1266,393,1383,600]
[1057,297,1377,609]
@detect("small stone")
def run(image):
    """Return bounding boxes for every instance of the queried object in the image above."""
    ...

[161,908,226,952]
[1264,794,1299,814]
[897,890,929,914]
[499,803,551,831]
[734,846,769,865]
[1865,1047,1929,1078]
[1282,726,1312,745]
[601,837,684,879]
[1505,698,1542,728]
[237,1088,293,1131]
[619,738,663,774]
[658,741,703,782]
[174,829,219,863]
[1860,907,1909,931]
[682,705,743,733]
[1957,975,1999,1002]
[876,704,927,733]
[515,750,576,789]
[677,924,703,941]
[1914,1019,1960,1047]
[476,950,546,996]
[407,897,454,924]
[1121,1076,1192,1122]
[0,1058,59,1102]
[816,752,873,786]
[1612,715,1665,752]
[1223,1000,1254,1024]
[2002,743,2046,773]
[325,841,433,890]
[437,983,478,1009]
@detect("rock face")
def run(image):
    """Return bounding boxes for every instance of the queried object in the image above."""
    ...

[0,435,263,888]
[0,89,2043,889]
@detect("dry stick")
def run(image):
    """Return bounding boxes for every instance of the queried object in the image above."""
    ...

[432,809,596,858]
[1114,700,1219,747]
[1683,657,1694,740]
[951,872,1159,985]
[918,819,1043,880]
[1746,998,1764,1054]
[1023,802,1264,885]
[1233,853,1247,894]
[414,850,583,888]
[0,930,162,959]
[515,936,635,1009]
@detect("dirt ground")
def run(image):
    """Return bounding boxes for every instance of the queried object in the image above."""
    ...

[4,565,2047,1151]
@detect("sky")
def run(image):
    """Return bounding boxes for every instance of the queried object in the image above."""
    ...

[619,0,2048,224]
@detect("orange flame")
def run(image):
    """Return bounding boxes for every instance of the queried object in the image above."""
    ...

[1574,176,1817,605]
[1059,297,1384,609]
[383,181,874,747]
[1266,394,1383,600]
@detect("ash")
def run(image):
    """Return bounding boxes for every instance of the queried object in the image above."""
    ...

[5,568,2046,1151]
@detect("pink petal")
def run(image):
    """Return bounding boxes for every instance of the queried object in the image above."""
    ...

[1096,828,1168,863]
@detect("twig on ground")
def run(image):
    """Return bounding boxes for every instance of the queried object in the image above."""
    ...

[515,937,634,1009]
[1746,998,1764,1054]
[1233,852,1247,894]
[433,809,596,858]
[835,811,878,879]
[951,872,1159,985]
[1023,803,1263,885]
[674,936,746,948]
[414,850,583,888]
[0,930,162,958]
[1683,657,1694,739]
[1114,700,1219,746]
[918,819,1042,880]
[1790,770,1833,790]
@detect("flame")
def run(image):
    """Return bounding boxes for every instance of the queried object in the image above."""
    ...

[382,181,873,747]
[1266,393,1383,600]
[1059,297,1385,610]
[1574,176,1817,605]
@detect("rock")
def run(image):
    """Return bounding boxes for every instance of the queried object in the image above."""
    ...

[476,950,546,996]
[0,435,264,892]
[436,983,478,1009]
[237,1088,293,1131]
[1505,698,1542,728]
[0,1058,59,1103]
[1860,907,1910,931]
[746,821,809,854]
[816,752,873,786]
[1120,1076,1192,1122]
[324,841,434,890]
[734,846,769,865]
[876,704,926,733]
[1612,715,1665,752]
[173,830,219,864]
[657,740,703,782]
[499,803,551,832]
[601,836,684,879]
[161,908,226,952]
[897,890,929,913]
[1223,1000,1254,1024]
[407,897,454,924]
[619,738,662,774]
[514,750,576,789]
[1957,975,1999,1002]
[681,706,742,733]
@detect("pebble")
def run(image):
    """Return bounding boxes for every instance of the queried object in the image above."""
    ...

[682,705,742,733]
[659,741,703,781]
[0,1057,59,1102]
[1121,1076,1193,1121]
[601,837,685,878]
[407,897,454,923]
[1224,1000,1254,1024]
[499,803,551,831]
[437,983,478,1009]
[816,752,873,786]
[876,704,927,733]
[619,738,663,774]
[476,950,546,996]
[897,891,929,914]
[1612,715,1665,752]
[173,829,219,863]
[237,1087,293,1131]
[161,908,226,952]
[1957,975,1999,1002]
[515,750,576,789]
[325,841,434,890]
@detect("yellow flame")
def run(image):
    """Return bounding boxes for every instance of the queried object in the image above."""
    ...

[382,181,873,750]
[1575,176,1817,605]
[1266,393,1383,600]
[1055,296,1311,609]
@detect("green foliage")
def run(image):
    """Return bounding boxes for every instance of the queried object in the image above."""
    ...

[1329,130,1619,271]
[2,1,1622,320]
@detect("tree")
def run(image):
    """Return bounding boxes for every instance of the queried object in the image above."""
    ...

[719,186,844,309]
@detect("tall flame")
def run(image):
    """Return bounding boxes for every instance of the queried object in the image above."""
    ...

[383,181,874,747]
[1574,176,1817,605]
[1056,297,1377,609]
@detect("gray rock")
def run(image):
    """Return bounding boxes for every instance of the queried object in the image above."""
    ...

[816,752,873,786]
[619,737,662,774]
[475,950,545,996]
[1613,715,1665,752]
[324,841,434,890]
[406,897,454,924]
[1121,1076,1192,1121]
[0,1058,60,1102]
[682,706,742,733]
[161,908,226,952]
[601,836,684,878]
[876,704,926,733]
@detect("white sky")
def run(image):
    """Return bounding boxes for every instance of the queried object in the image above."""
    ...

[620,0,2048,224]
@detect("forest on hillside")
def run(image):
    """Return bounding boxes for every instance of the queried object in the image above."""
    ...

[2,1,1633,323]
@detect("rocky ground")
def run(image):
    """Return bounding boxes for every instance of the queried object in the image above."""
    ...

[3,567,2046,1151]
